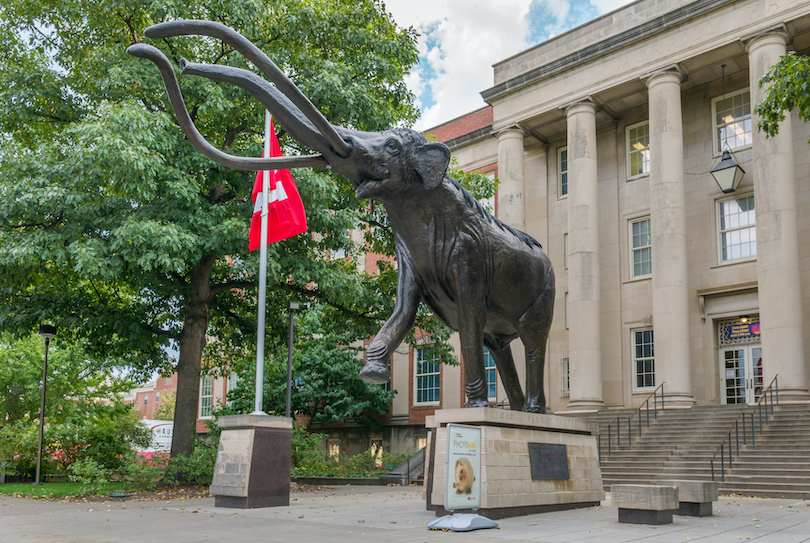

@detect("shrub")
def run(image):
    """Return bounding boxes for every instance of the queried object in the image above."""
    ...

[125,454,167,491]
[69,458,110,496]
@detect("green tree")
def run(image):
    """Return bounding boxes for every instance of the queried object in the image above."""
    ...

[154,390,176,420]
[0,333,133,425]
[0,0,418,458]
[225,304,393,429]
[754,52,810,140]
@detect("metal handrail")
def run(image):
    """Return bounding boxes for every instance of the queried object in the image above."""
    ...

[596,382,665,464]
[710,375,779,482]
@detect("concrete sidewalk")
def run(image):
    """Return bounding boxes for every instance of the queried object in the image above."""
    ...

[1,486,808,543]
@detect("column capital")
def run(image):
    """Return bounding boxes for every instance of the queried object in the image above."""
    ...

[560,96,596,117]
[742,24,790,53]
[643,65,684,89]
[496,124,528,141]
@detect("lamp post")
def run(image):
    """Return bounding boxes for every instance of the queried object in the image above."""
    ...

[710,149,746,193]
[34,324,57,486]
[286,301,299,418]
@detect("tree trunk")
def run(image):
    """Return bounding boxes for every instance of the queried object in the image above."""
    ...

[170,255,216,458]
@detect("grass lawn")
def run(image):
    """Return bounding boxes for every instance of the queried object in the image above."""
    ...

[0,482,130,499]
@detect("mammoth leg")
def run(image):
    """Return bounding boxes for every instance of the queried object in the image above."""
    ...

[516,276,555,414]
[361,252,421,385]
[483,335,525,411]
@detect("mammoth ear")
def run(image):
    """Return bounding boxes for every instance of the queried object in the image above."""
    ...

[413,142,451,189]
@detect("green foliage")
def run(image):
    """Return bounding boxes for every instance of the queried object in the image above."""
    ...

[0,0,419,457]
[154,391,176,421]
[0,482,122,500]
[226,305,394,429]
[0,419,39,479]
[68,458,110,496]
[0,401,152,480]
[292,447,413,478]
[0,333,135,425]
[123,454,167,491]
[755,52,810,141]
[291,425,328,469]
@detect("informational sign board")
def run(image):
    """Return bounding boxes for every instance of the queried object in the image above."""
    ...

[444,424,482,511]
[139,419,174,454]
[528,443,569,480]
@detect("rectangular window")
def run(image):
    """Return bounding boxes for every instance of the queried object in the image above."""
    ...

[565,292,569,329]
[564,233,568,269]
[226,373,239,406]
[484,347,496,401]
[155,392,160,404]
[627,121,650,178]
[380,356,392,392]
[558,147,568,198]
[327,439,340,458]
[165,376,172,386]
[713,89,752,154]
[718,194,756,262]
[415,345,441,405]
[199,375,214,418]
[143,395,148,406]
[560,355,570,397]
[630,217,652,278]
[633,329,655,390]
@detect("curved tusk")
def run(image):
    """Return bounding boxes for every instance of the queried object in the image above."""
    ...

[144,20,352,158]
[126,43,327,171]
[179,60,332,156]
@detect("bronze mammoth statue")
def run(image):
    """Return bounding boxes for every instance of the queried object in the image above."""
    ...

[128,21,554,412]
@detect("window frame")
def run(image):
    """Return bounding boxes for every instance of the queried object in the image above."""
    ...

[629,216,652,280]
[557,146,568,199]
[711,89,753,156]
[560,355,570,397]
[632,328,656,392]
[414,345,441,406]
[484,347,497,402]
[199,375,214,419]
[716,193,756,264]
[626,120,650,180]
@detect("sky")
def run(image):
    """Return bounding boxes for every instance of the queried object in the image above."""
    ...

[383,0,636,130]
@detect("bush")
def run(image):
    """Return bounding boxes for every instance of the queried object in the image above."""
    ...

[0,419,40,481]
[69,458,110,496]
[124,454,167,491]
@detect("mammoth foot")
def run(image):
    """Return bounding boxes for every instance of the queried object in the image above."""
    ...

[464,398,492,408]
[359,362,390,385]
[523,404,547,414]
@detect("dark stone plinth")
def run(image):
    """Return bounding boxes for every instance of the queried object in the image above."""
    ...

[435,501,600,520]
[676,501,713,517]
[618,508,674,525]
[210,417,292,509]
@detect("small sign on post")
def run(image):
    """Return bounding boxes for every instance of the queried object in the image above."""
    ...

[445,424,482,510]
[428,423,497,532]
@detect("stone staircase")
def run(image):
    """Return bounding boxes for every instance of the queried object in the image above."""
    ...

[567,403,810,499]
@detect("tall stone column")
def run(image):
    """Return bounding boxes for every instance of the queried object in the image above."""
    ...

[565,99,604,411]
[646,70,694,406]
[747,32,810,402]
[497,127,526,231]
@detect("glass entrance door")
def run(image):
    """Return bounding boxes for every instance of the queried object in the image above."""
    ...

[720,345,763,404]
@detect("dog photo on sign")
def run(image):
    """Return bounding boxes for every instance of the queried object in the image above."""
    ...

[453,457,476,495]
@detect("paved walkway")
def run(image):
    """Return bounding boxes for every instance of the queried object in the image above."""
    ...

[1,486,808,543]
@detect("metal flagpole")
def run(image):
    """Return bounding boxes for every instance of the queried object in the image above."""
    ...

[251,110,272,415]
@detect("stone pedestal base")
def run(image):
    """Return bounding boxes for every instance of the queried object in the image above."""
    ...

[209,414,292,509]
[618,508,673,524]
[677,502,713,517]
[425,408,604,519]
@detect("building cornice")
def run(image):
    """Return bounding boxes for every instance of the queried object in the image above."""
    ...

[481,0,734,103]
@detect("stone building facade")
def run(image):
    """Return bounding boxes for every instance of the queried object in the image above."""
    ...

[321,0,810,457]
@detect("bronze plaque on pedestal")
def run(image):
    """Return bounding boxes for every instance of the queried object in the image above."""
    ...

[528,443,569,480]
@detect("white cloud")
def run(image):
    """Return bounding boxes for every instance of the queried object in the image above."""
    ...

[384,0,636,130]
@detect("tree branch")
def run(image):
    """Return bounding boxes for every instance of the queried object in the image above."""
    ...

[210,280,257,297]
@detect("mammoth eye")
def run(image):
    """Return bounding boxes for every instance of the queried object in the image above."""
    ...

[384,139,401,155]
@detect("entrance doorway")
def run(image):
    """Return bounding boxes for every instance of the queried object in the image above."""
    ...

[720,344,763,404]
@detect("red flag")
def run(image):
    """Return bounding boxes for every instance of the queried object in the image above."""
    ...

[249,119,308,251]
